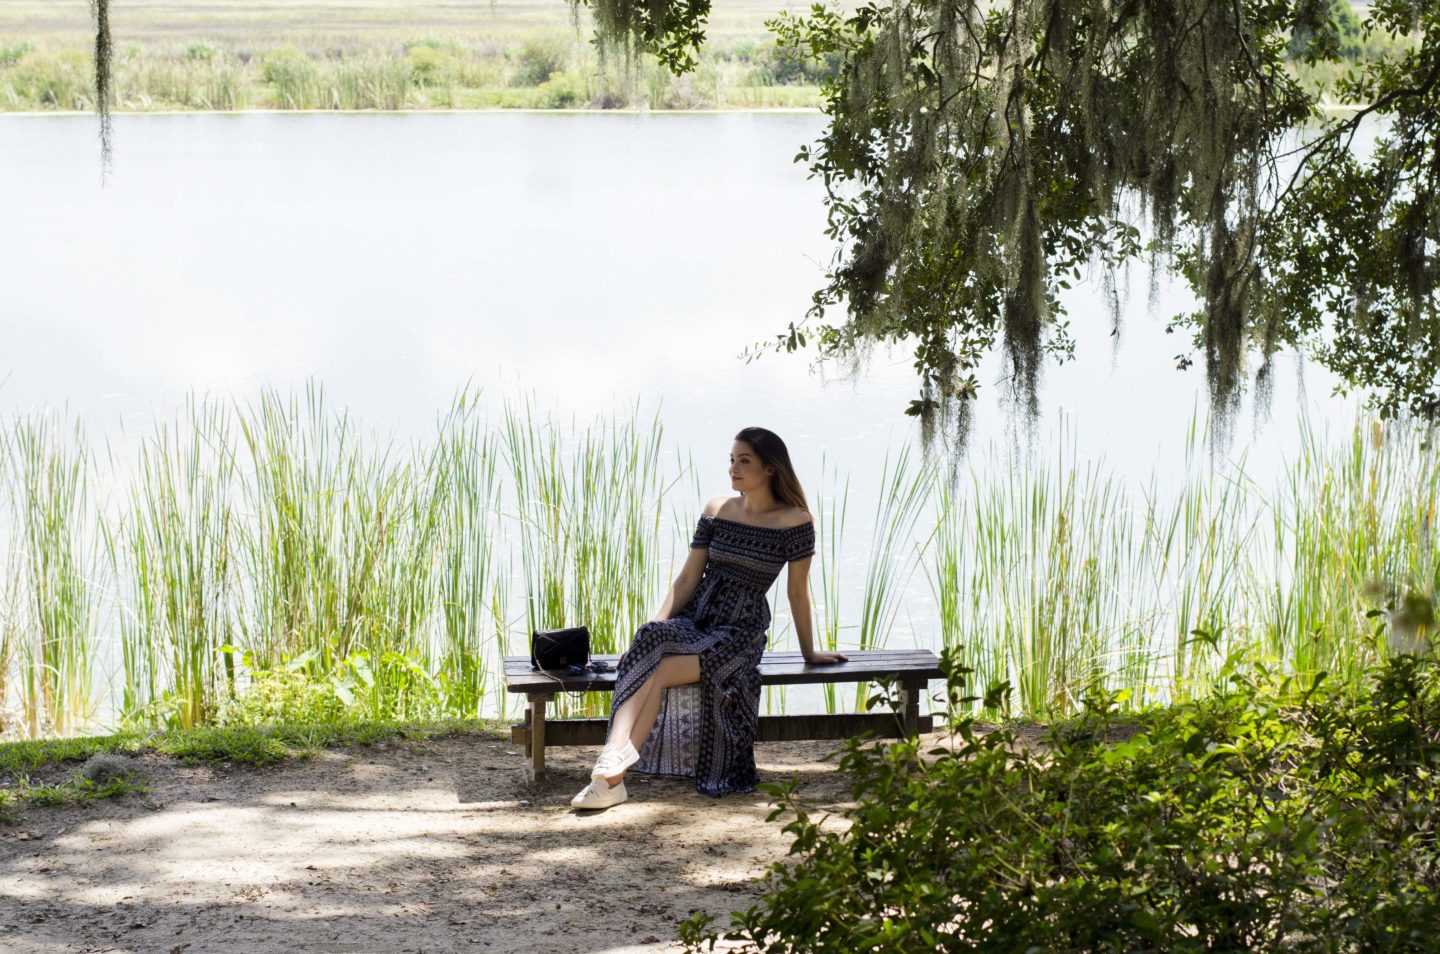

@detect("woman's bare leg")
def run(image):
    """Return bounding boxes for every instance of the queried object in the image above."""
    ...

[602,654,700,784]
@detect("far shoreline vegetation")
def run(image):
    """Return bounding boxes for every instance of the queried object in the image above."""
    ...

[0,0,845,113]
[0,32,833,112]
[0,0,1414,113]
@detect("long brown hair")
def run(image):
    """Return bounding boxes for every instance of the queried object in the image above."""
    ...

[734,427,809,513]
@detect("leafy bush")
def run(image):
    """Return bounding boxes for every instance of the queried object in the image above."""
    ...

[212,645,447,727]
[740,37,842,86]
[261,45,318,108]
[682,645,1440,952]
[406,46,458,88]
[4,50,93,109]
[185,41,219,63]
[1289,0,1366,62]
[511,32,574,87]
[403,36,460,53]
[537,70,587,108]
[323,55,412,109]
[216,665,351,728]
[0,41,35,67]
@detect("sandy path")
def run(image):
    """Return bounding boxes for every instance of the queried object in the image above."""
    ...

[0,732,858,953]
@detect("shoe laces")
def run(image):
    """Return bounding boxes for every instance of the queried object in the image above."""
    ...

[594,744,633,774]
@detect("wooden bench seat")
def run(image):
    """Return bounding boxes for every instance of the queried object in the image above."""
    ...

[504,649,943,780]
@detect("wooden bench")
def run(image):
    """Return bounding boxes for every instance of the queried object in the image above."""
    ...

[505,649,943,780]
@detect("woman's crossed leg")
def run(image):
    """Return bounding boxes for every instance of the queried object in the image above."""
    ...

[600,653,700,785]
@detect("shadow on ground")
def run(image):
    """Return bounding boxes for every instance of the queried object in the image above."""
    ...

[0,731,860,953]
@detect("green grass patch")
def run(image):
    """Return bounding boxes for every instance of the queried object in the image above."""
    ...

[0,717,504,779]
[0,732,149,778]
[21,774,150,809]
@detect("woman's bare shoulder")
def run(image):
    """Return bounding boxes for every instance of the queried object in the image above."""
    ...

[781,508,814,529]
[703,495,739,517]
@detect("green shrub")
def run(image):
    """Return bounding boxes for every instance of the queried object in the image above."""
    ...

[406,46,458,88]
[0,40,35,67]
[746,41,842,87]
[185,41,219,63]
[682,645,1440,952]
[215,666,351,728]
[511,32,574,87]
[323,55,412,109]
[5,50,93,109]
[262,45,318,108]
[403,36,466,56]
[536,70,586,108]
[198,59,249,110]
[457,55,505,89]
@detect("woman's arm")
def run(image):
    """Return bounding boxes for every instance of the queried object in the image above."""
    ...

[652,546,710,622]
[787,556,849,664]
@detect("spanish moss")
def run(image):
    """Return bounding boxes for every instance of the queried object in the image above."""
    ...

[753,0,1439,463]
[91,0,112,180]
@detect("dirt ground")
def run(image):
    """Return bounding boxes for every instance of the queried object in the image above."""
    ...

[0,732,868,953]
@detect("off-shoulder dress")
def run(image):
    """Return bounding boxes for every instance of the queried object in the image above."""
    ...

[606,512,816,797]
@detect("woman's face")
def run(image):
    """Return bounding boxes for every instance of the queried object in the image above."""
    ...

[729,441,775,495]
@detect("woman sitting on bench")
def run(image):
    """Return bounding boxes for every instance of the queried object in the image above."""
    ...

[571,426,848,809]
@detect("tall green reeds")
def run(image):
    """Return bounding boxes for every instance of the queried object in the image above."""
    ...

[851,446,931,710]
[811,453,849,713]
[434,396,503,720]
[952,441,1140,714]
[0,387,1433,737]
[926,410,1439,718]
[3,415,98,736]
[235,384,455,721]
[106,397,238,729]
[1261,415,1440,685]
[501,396,675,717]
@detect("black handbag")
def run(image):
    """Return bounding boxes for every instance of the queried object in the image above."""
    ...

[530,625,591,671]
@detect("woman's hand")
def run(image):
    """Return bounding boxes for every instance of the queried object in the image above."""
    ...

[803,651,849,665]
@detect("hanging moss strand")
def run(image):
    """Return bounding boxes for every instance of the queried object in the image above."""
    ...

[91,0,113,179]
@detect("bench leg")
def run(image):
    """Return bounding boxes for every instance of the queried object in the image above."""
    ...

[898,681,922,736]
[528,692,552,782]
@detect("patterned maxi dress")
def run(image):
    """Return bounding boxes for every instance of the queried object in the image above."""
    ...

[606,513,817,797]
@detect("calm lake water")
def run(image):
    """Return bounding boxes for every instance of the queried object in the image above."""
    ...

[0,112,1367,472]
[0,112,1377,720]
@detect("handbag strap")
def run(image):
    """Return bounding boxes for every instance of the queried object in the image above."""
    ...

[530,665,608,703]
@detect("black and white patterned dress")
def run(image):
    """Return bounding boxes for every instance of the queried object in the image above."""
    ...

[606,512,817,797]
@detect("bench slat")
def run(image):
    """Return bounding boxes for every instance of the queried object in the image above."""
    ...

[511,712,936,747]
[503,649,943,693]
[501,651,938,671]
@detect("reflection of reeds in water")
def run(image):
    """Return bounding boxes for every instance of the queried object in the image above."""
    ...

[0,387,1436,736]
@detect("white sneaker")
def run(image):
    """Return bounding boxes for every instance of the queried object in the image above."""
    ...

[571,777,628,810]
[591,740,639,780]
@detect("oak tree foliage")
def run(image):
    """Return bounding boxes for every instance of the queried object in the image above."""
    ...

[85,0,1439,455]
